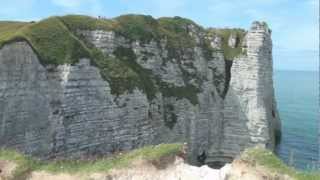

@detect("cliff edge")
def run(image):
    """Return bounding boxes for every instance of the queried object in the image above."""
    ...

[2,145,318,180]
[0,15,281,166]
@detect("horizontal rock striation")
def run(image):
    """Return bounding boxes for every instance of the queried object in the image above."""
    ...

[206,22,281,166]
[0,16,280,166]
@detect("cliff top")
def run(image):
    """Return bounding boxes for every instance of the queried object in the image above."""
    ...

[0,14,247,64]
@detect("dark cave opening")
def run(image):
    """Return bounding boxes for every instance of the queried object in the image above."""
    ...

[206,157,234,169]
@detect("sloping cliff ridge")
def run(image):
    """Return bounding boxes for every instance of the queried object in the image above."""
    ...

[0,15,280,166]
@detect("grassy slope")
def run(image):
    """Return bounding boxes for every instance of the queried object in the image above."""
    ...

[0,143,183,178]
[0,21,28,44]
[241,147,320,180]
[0,18,91,65]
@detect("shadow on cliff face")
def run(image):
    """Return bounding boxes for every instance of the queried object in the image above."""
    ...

[207,87,252,169]
[222,59,233,99]
[184,59,236,168]
[203,58,253,169]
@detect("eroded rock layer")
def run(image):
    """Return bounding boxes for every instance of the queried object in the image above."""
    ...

[0,17,280,166]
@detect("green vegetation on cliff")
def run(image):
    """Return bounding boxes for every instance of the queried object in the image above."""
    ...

[0,21,28,42]
[112,46,157,99]
[0,18,91,65]
[0,17,150,99]
[207,28,246,60]
[0,14,245,104]
[241,147,320,180]
[59,15,200,48]
[0,143,183,178]
[89,48,142,96]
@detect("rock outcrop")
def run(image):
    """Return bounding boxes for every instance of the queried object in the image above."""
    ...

[0,15,280,166]
[207,22,281,166]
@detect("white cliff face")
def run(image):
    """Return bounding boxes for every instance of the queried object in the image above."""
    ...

[213,22,281,164]
[0,21,280,166]
[0,42,155,158]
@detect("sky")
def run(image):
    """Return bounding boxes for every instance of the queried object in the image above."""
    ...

[1,0,319,71]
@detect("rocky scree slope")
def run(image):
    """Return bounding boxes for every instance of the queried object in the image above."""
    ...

[0,15,281,166]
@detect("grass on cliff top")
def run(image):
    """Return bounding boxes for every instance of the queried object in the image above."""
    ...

[0,14,246,64]
[0,21,28,42]
[0,143,183,177]
[241,147,320,180]
[207,28,246,60]
[60,14,200,55]
[0,18,91,65]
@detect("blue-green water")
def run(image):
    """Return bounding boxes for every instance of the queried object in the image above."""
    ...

[274,70,319,170]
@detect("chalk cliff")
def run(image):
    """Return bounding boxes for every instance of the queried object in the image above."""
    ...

[0,15,280,166]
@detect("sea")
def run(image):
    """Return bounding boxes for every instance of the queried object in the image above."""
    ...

[274,70,319,170]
